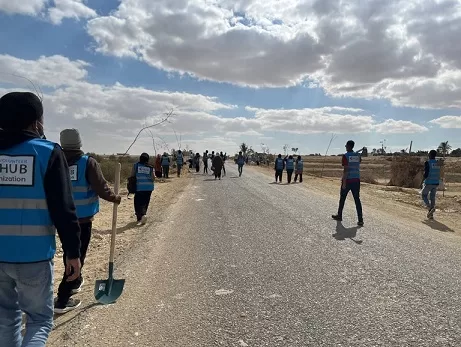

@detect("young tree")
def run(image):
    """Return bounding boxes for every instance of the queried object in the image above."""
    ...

[283,144,290,155]
[438,141,452,157]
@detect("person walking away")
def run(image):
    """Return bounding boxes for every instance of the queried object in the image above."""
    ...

[220,151,226,176]
[161,152,170,178]
[194,153,201,172]
[132,153,154,225]
[294,155,303,183]
[285,155,295,183]
[176,150,184,177]
[332,140,363,226]
[422,150,441,219]
[274,154,284,183]
[154,154,162,179]
[55,129,122,313]
[212,152,224,180]
[237,151,245,177]
[0,92,81,346]
[203,152,208,174]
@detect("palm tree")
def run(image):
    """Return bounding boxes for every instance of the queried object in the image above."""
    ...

[240,143,248,154]
[438,141,452,157]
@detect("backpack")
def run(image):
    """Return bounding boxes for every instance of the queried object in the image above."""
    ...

[127,176,137,194]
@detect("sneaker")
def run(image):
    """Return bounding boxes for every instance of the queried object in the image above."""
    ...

[357,220,364,227]
[332,215,342,221]
[141,215,147,225]
[70,278,84,295]
[54,298,81,314]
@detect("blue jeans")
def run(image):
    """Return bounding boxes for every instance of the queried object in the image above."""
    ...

[0,261,54,347]
[337,181,363,221]
[422,184,437,209]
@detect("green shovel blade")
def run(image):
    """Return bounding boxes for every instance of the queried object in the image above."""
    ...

[94,262,125,305]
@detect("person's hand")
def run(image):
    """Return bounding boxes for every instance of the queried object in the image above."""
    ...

[341,181,346,190]
[114,195,122,204]
[66,257,81,282]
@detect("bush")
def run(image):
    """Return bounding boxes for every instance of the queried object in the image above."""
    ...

[360,171,378,184]
[388,157,424,188]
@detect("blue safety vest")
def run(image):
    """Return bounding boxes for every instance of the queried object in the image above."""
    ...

[345,152,360,180]
[0,138,57,263]
[135,163,154,192]
[176,154,183,165]
[237,156,245,165]
[161,155,169,166]
[69,155,99,219]
[286,159,294,170]
[276,158,284,170]
[296,160,304,171]
[425,159,441,185]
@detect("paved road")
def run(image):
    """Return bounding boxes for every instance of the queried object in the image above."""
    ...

[61,165,461,346]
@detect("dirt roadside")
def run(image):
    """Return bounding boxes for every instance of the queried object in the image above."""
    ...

[248,165,461,234]
[46,169,192,345]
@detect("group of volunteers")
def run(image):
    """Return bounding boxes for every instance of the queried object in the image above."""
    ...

[273,154,304,184]
[189,150,230,180]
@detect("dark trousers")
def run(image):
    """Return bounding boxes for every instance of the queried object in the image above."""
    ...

[294,173,303,183]
[195,164,200,172]
[203,163,208,174]
[57,222,92,303]
[134,191,152,221]
[177,164,182,177]
[337,181,363,221]
[275,170,283,182]
[287,170,294,183]
[162,166,169,178]
[223,164,226,176]
[238,165,243,176]
[214,169,222,179]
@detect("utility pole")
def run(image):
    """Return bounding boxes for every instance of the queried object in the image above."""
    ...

[409,141,413,155]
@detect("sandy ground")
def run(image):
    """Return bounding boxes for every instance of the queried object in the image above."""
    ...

[249,165,461,234]
[46,168,192,344]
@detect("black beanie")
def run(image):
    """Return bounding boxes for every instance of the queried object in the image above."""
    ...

[0,92,43,130]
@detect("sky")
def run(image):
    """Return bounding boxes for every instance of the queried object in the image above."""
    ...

[0,0,460,156]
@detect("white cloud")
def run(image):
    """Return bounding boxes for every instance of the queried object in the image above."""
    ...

[373,119,428,134]
[0,0,96,24]
[429,115,461,129]
[85,0,461,108]
[48,0,97,25]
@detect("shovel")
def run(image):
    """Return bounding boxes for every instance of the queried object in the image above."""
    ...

[94,162,125,304]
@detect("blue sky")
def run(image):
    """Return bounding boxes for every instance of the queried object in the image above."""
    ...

[0,0,460,155]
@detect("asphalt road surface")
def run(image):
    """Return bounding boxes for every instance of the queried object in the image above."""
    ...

[62,165,461,346]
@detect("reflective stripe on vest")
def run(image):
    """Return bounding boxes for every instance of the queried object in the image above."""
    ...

[276,158,284,170]
[135,163,154,192]
[345,152,360,180]
[0,138,57,262]
[425,159,441,185]
[161,156,169,165]
[296,161,304,171]
[286,159,294,170]
[177,154,184,165]
[70,155,100,219]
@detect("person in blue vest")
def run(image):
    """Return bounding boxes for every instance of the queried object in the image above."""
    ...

[132,153,155,225]
[285,155,295,184]
[294,155,303,183]
[55,129,122,314]
[161,152,170,178]
[274,154,285,183]
[237,151,245,177]
[332,140,364,226]
[422,150,441,219]
[0,92,81,346]
[176,150,184,177]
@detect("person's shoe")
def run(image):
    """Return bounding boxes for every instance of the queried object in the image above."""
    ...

[141,215,148,225]
[332,215,342,221]
[70,278,84,295]
[357,220,364,227]
[54,298,81,314]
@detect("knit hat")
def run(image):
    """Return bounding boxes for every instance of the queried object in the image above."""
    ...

[0,92,43,130]
[60,128,82,149]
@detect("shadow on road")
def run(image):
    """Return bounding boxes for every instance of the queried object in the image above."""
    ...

[53,303,100,330]
[94,221,138,235]
[332,221,363,244]
[422,219,455,232]
[203,179,218,182]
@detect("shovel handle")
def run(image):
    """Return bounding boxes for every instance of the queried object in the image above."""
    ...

[109,163,121,264]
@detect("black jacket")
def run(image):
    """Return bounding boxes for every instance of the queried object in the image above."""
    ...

[0,130,81,260]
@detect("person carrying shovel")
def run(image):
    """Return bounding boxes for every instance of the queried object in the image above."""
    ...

[54,129,122,314]
[0,92,81,346]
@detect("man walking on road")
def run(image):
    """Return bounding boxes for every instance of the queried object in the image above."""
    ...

[237,151,245,177]
[161,152,170,179]
[274,154,284,183]
[132,153,155,225]
[294,155,303,183]
[203,152,208,175]
[0,92,81,347]
[176,150,184,177]
[55,129,122,314]
[422,150,441,219]
[332,140,364,226]
[220,151,226,176]
[285,155,295,184]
